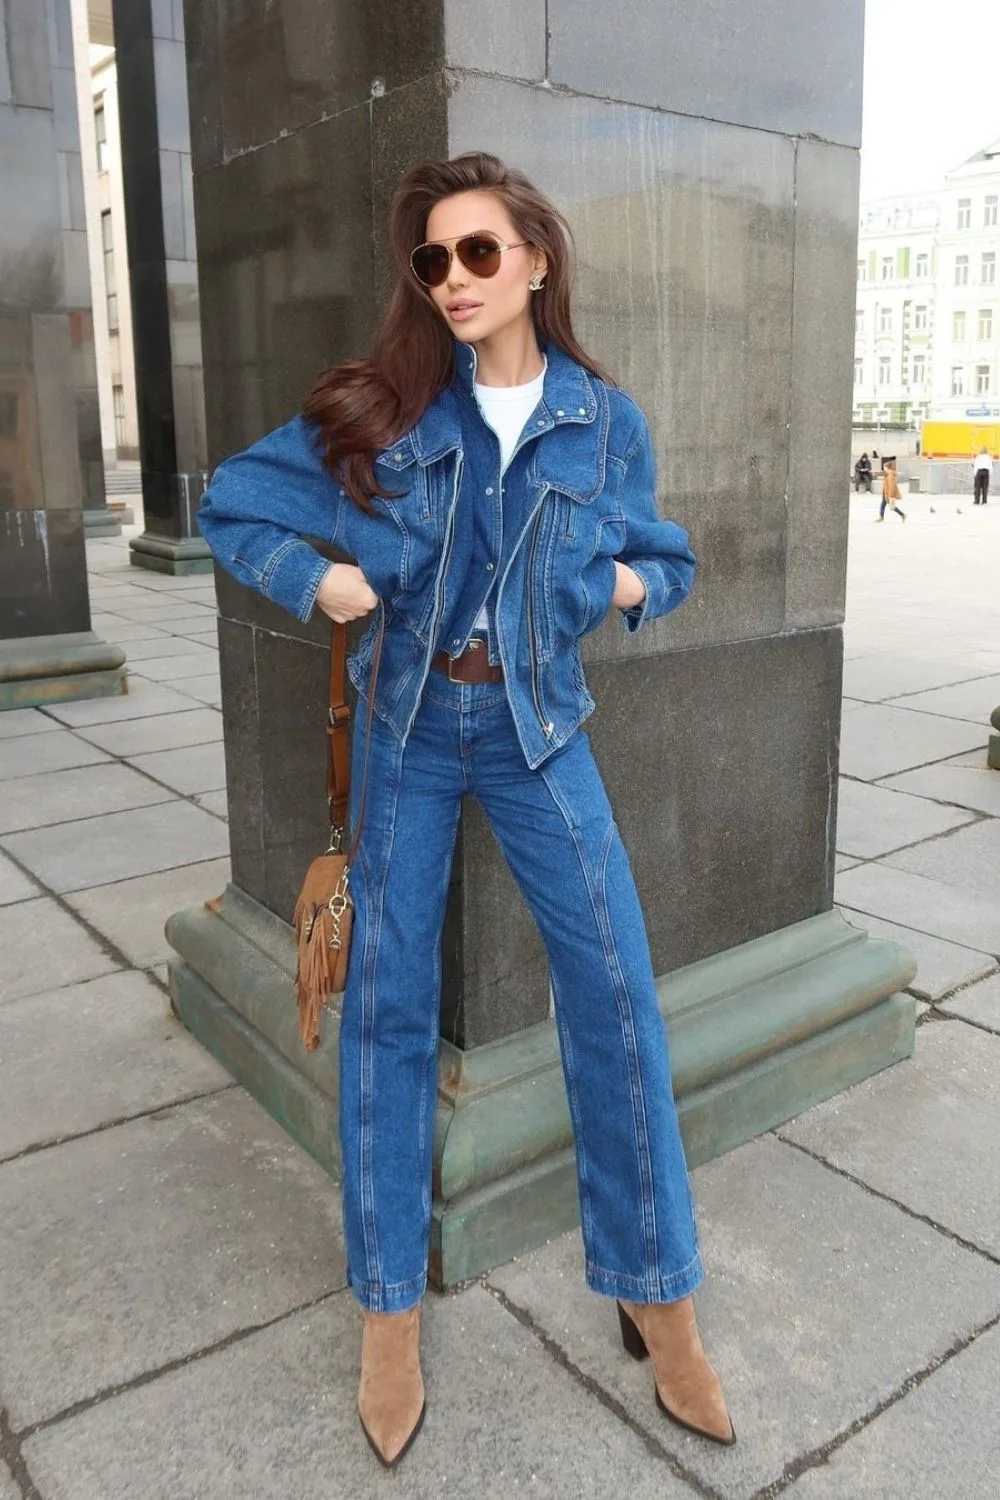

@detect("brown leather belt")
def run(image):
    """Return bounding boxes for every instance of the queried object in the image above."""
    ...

[431,639,503,685]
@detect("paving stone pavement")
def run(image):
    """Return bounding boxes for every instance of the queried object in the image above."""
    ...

[0,507,998,1498]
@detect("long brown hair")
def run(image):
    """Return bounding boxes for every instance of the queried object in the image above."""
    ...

[302,152,610,510]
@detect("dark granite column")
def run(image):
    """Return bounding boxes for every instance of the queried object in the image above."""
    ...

[168,0,915,1286]
[0,0,125,710]
[110,0,209,574]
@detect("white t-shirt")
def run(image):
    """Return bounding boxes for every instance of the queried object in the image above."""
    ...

[973,452,992,473]
[471,364,546,632]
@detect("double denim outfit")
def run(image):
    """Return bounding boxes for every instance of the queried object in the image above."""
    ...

[198,342,702,1312]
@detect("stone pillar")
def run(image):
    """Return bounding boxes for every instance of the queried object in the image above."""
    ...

[168,0,916,1286]
[0,0,125,710]
[110,0,210,574]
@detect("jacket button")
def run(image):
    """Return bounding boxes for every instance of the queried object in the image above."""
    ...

[556,409,564,417]
[485,487,493,495]
[578,408,586,415]
[486,562,494,571]
[536,419,545,427]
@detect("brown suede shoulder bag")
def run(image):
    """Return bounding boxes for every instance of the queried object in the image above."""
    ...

[293,607,385,1049]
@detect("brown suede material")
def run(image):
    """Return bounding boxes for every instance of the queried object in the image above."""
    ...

[357,1304,426,1465]
[621,1297,734,1444]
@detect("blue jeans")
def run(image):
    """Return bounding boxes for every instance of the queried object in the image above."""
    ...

[339,670,702,1313]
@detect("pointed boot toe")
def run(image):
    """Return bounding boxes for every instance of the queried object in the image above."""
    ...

[618,1297,735,1447]
[357,1304,426,1468]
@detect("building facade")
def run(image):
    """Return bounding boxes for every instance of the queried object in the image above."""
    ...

[854,138,1000,430]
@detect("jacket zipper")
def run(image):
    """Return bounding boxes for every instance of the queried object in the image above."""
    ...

[524,510,553,738]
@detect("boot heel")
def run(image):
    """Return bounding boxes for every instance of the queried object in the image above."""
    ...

[617,1301,649,1361]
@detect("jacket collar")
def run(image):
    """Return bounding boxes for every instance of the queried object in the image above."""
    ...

[389,339,605,503]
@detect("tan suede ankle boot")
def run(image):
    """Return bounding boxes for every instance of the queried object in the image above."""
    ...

[617,1296,734,1445]
[357,1303,426,1467]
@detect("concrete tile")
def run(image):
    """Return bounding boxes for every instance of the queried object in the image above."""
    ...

[841,655,986,703]
[834,854,862,872]
[0,731,110,781]
[881,760,1000,818]
[0,898,120,1004]
[73,708,223,757]
[839,908,996,1002]
[182,630,220,648]
[940,972,1000,1029]
[784,1323,1000,1499]
[0,1089,345,1427]
[126,742,227,796]
[2,802,230,894]
[0,763,175,835]
[43,681,203,727]
[835,778,977,859]
[20,1287,694,1500]
[173,676,223,706]
[488,1135,1000,1500]
[120,636,218,664]
[0,1461,16,1500]
[111,601,215,624]
[888,673,1000,725]
[0,852,39,907]
[835,863,1000,952]
[160,615,223,637]
[882,817,1000,899]
[128,646,219,681]
[0,970,229,1160]
[90,617,172,643]
[66,858,231,968]
[195,789,229,820]
[0,708,55,739]
[839,704,987,781]
[781,1020,1000,1257]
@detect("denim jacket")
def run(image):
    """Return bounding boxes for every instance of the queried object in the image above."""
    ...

[196,342,696,768]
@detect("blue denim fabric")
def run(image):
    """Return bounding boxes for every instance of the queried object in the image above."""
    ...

[339,671,702,1313]
[196,342,697,770]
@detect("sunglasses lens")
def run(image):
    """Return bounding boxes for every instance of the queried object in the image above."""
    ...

[411,244,450,287]
[457,235,503,278]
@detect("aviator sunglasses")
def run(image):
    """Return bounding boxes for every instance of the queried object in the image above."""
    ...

[410,231,529,288]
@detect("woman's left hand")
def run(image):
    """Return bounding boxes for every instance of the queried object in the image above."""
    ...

[611,561,646,610]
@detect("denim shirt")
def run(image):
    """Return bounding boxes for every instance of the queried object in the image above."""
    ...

[196,341,697,769]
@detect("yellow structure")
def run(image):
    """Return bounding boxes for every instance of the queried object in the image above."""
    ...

[920,420,1000,457]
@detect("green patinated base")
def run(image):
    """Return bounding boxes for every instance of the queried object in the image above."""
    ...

[82,507,123,538]
[0,631,127,710]
[166,888,917,1289]
[129,531,214,575]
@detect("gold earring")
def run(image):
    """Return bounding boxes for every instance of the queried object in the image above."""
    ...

[528,274,545,291]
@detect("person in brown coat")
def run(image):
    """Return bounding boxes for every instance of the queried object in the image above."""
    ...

[877,460,906,522]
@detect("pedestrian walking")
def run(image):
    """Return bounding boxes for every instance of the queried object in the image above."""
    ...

[877,459,906,522]
[973,446,991,504]
[196,152,734,1468]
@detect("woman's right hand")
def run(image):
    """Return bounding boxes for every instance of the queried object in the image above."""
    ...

[315,562,380,623]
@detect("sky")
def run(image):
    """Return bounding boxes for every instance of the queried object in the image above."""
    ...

[861,0,1000,203]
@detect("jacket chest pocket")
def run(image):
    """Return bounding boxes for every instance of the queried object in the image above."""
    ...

[364,446,450,618]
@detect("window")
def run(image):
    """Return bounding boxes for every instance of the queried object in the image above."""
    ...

[101,210,118,332]
[879,307,893,332]
[881,256,893,281]
[854,358,864,386]
[951,366,965,396]
[911,354,926,384]
[855,309,864,332]
[953,310,967,341]
[914,305,928,331]
[979,309,993,341]
[856,259,866,283]
[94,102,108,173]
[112,385,126,449]
[878,357,891,385]
[956,256,969,286]
[982,252,996,285]
[976,364,991,395]
[986,196,998,228]
[957,199,971,229]
[915,252,930,278]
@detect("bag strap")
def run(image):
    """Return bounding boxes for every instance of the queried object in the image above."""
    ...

[326,605,385,860]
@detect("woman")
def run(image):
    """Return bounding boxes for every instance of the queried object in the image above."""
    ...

[197,152,734,1467]
[877,459,906,522]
